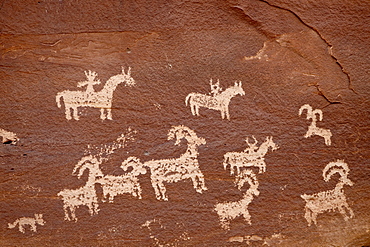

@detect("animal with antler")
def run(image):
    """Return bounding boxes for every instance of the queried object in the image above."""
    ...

[57,156,104,221]
[223,136,278,175]
[215,169,260,230]
[140,125,207,201]
[8,214,45,233]
[96,156,147,202]
[56,67,135,120]
[301,160,354,226]
[299,104,332,145]
[185,80,245,120]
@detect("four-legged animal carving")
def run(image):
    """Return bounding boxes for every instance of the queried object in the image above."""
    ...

[185,81,245,120]
[142,125,207,201]
[8,214,45,233]
[301,160,354,226]
[215,169,260,230]
[56,67,135,120]
[223,136,278,175]
[57,157,104,221]
[96,157,147,202]
[299,104,332,145]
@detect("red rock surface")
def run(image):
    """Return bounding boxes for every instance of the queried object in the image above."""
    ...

[0,0,369,246]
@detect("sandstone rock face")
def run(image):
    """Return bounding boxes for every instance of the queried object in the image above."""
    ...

[1,0,369,246]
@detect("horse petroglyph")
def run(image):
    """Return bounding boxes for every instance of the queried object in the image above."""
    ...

[136,125,207,201]
[223,136,278,175]
[58,131,136,221]
[8,214,45,233]
[299,104,332,145]
[0,128,18,144]
[185,80,245,120]
[56,67,135,120]
[215,169,260,230]
[301,160,354,226]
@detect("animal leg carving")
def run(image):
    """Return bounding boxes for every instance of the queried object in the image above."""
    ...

[72,107,79,120]
[65,107,72,120]
[100,108,106,120]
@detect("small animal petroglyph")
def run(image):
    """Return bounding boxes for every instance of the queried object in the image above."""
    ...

[96,156,147,202]
[56,67,135,120]
[8,214,45,233]
[137,125,207,201]
[223,136,278,175]
[185,80,245,120]
[301,160,354,226]
[215,169,260,230]
[0,128,18,144]
[299,104,332,145]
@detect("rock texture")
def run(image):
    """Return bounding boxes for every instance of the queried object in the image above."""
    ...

[0,0,369,246]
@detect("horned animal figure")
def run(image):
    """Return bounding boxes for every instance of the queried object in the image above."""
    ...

[96,156,147,202]
[57,156,104,221]
[142,125,207,201]
[215,169,260,230]
[56,67,135,120]
[223,136,278,175]
[299,104,332,145]
[301,160,354,226]
[8,214,45,233]
[185,81,245,120]
[0,128,18,144]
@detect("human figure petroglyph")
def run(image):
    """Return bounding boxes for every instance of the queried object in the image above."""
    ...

[96,156,147,202]
[77,70,101,94]
[299,104,332,145]
[223,136,278,175]
[56,67,135,120]
[215,169,260,230]
[0,128,18,144]
[185,81,245,120]
[138,125,207,201]
[301,160,354,226]
[209,79,223,96]
[8,214,45,233]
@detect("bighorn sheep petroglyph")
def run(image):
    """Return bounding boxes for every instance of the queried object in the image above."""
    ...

[301,160,354,226]
[56,67,135,120]
[57,157,104,221]
[215,169,260,230]
[185,80,245,120]
[141,125,207,201]
[96,156,147,202]
[223,136,278,175]
[8,214,45,233]
[299,104,332,145]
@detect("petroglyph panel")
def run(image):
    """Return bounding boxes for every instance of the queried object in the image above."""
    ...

[1,0,369,246]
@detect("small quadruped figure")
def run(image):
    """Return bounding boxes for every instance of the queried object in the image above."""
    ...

[8,214,45,233]
[299,104,332,146]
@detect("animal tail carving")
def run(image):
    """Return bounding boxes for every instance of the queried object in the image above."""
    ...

[56,93,63,108]
[185,93,192,106]
[8,220,18,229]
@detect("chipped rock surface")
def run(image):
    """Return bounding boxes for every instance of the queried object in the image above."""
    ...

[0,0,369,246]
